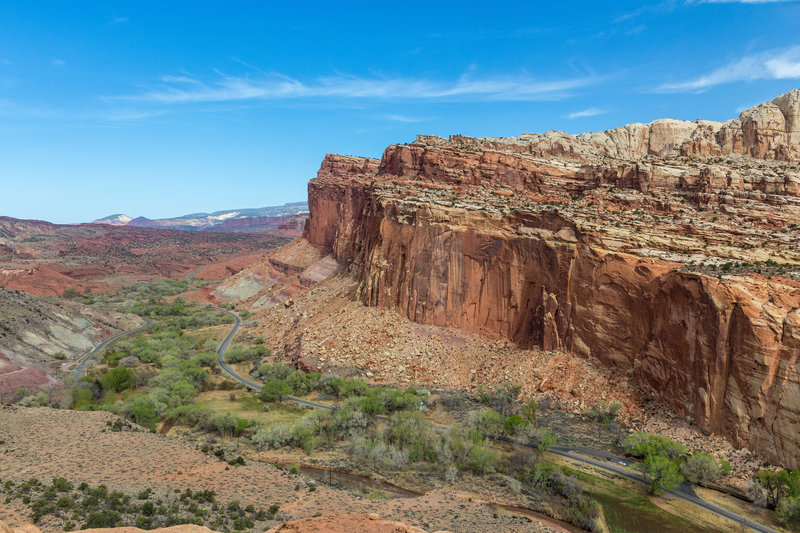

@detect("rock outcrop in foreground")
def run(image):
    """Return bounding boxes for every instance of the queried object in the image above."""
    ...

[266,513,437,533]
[302,90,800,468]
[0,522,212,533]
[0,516,436,533]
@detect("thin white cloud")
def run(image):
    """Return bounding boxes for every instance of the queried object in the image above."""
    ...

[51,59,66,67]
[109,16,128,24]
[690,0,797,3]
[113,70,600,105]
[617,0,793,23]
[566,107,607,119]
[656,46,800,92]
[380,114,429,123]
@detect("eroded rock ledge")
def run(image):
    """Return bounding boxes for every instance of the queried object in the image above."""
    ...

[302,90,800,468]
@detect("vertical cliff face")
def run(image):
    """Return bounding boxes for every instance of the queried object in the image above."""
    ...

[302,91,800,468]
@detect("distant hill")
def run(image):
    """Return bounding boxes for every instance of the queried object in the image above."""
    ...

[93,202,309,232]
[0,216,290,297]
[93,213,133,226]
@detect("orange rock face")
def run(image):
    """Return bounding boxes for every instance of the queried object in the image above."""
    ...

[302,90,800,468]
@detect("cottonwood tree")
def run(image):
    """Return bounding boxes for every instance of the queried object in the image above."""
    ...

[638,454,683,495]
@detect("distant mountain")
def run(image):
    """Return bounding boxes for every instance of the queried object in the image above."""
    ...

[93,213,133,226]
[92,202,309,233]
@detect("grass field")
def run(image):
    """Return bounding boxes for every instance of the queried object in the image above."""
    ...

[549,453,745,533]
[194,389,307,425]
[695,487,788,533]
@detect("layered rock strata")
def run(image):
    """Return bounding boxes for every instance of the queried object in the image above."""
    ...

[302,90,800,468]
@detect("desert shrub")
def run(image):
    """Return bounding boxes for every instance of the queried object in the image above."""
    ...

[252,423,292,450]
[17,391,49,407]
[285,370,320,396]
[503,414,529,436]
[83,510,122,528]
[225,344,270,364]
[521,399,538,423]
[510,448,539,475]
[438,391,471,412]
[135,516,153,529]
[516,425,557,452]
[118,356,139,368]
[476,383,520,416]
[122,395,159,429]
[255,363,294,382]
[149,379,198,414]
[468,409,506,436]
[62,288,80,299]
[776,496,800,528]
[292,423,320,454]
[378,443,409,470]
[101,367,136,392]
[212,414,238,438]
[622,432,687,461]
[467,444,502,475]
[557,494,602,532]
[258,380,291,402]
[637,454,683,495]
[73,388,94,410]
[680,452,731,486]
[755,468,800,508]
[323,376,369,398]
[165,404,214,428]
[386,411,435,461]
[587,400,623,424]
[328,406,371,439]
[193,352,217,367]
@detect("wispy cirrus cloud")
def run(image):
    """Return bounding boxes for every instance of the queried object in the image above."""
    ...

[379,113,429,123]
[616,0,793,23]
[566,107,607,119]
[689,0,798,3]
[111,70,601,106]
[656,46,800,92]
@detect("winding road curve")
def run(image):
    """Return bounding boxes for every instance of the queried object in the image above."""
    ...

[72,319,152,378]
[72,270,776,531]
[211,308,777,533]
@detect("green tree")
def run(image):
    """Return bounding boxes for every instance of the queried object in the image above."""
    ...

[503,414,529,436]
[100,367,136,392]
[468,409,505,436]
[517,425,557,453]
[259,381,291,402]
[759,469,788,508]
[73,388,94,410]
[776,496,800,529]
[622,432,687,461]
[467,444,502,475]
[213,414,238,438]
[638,455,683,495]
[62,288,80,299]
[680,453,731,486]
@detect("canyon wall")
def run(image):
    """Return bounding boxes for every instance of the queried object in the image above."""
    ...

[302,90,800,468]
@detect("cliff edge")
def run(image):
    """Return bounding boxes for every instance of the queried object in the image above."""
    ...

[300,90,800,468]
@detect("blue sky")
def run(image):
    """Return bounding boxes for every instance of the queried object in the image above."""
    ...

[1,1,799,223]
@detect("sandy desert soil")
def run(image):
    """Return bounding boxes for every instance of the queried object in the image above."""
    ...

[0,406,556,533]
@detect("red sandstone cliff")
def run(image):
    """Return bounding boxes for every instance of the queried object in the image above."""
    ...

[301,90,800,468]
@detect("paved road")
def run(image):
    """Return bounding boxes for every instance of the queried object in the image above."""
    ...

[546,447,776,533]
[184,266,206,281]
[210,313,775,533]
[72,319,153,378]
